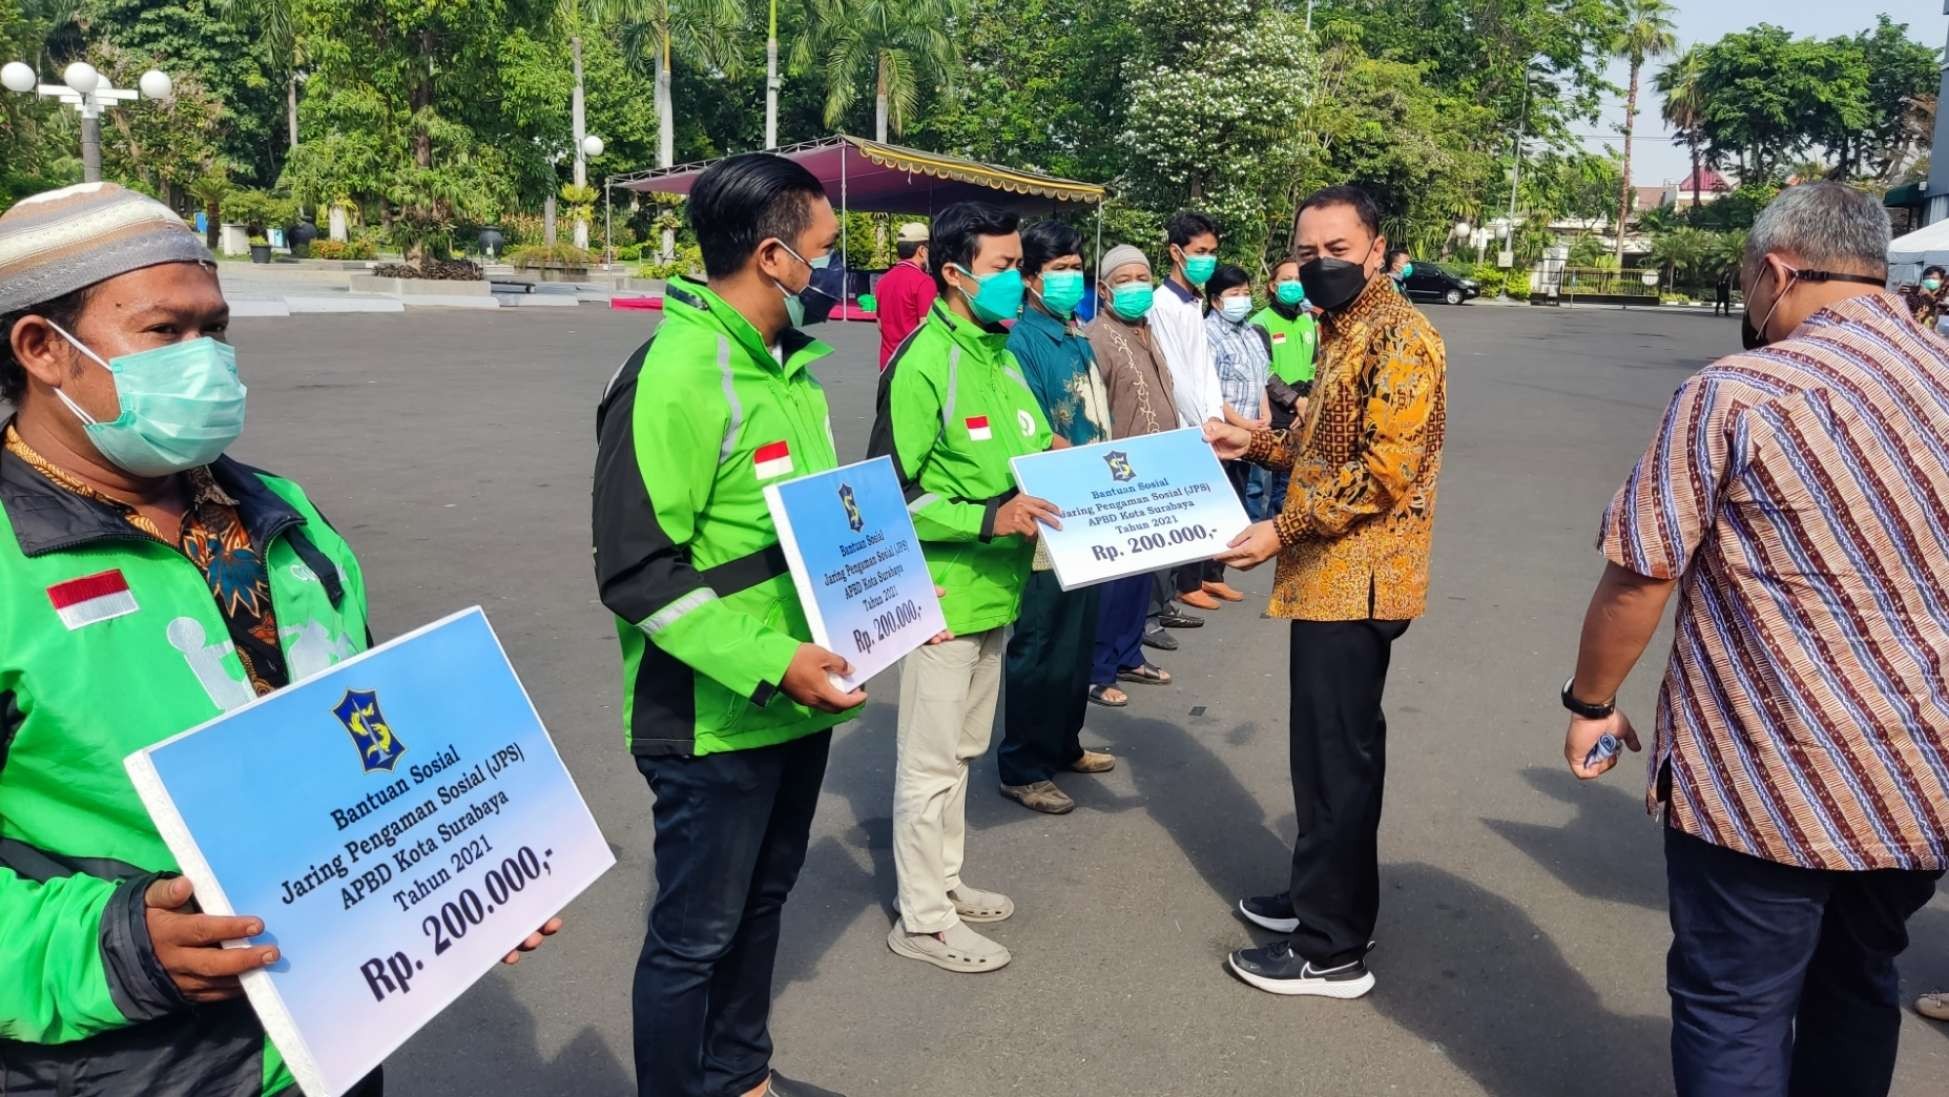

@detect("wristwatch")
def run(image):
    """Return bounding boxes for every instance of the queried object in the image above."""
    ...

[1561,677,1615,719]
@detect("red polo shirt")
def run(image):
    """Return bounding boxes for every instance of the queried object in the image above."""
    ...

[875,260,937,369]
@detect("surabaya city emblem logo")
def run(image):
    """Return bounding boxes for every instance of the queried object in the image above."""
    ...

[333,688,407,773]
[1104,449,1135,482]
[838,482,865,533]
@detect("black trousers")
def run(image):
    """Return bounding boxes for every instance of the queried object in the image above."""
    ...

[1286,618,1410,967]
[1664,827,1941,1097]
[1001,571,1101,785]
[634,732,831,1097]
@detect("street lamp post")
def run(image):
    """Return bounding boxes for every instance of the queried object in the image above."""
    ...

[574,134,603,251]
[2,61,174,183]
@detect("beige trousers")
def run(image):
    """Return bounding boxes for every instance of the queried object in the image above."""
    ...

[893,626,1006,934]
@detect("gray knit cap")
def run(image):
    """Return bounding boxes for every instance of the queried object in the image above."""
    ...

[1098,243,1151,281]
[0,181,213,313]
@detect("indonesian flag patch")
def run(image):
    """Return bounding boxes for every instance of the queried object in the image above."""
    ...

[753,440,794,479]
[48,569,138,629]
[966,415,992,441]
[1271,332,1288,345]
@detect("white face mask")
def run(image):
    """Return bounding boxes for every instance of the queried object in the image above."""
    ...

[1218,296,1253,324]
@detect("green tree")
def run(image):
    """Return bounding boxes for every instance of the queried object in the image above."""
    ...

[218,0,303,155]
[82,0,283,186]
[1609,0,1675,264]
[1655,44,1708,208]
[596,0,742,167]
[1119,0,1309,265]
[793,0,964,143]
[1691,25,1869,184]
[1850,16,1938,182]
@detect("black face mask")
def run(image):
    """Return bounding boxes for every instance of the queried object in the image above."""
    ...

[1298,257,1371,313]
[1740,266,1885,350]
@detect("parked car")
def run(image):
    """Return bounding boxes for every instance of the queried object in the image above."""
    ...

[1401,262,1481,305]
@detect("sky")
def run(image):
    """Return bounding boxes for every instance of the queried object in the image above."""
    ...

[1586,0,1945,185]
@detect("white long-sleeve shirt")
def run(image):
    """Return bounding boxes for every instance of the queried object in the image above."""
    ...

[1147,277,1227,428]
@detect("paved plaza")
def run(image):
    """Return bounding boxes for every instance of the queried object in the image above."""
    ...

[224,301,1949,1096]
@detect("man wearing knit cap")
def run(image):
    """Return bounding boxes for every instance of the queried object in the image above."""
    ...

[0,182,556,1095]
[1083,243,1179,706]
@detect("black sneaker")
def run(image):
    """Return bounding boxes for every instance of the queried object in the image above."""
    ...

[1156,608,1204,629]
[1227,941,1376,999]
[1237,894,1299,933]
[1142,626,1180,651]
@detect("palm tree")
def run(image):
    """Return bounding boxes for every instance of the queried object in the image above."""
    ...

[593,0,744,258]
[220,0,304,153]
[1611,0,1677,265]
[793,0,965,143]
[1655,45,1706,210]
[596,0,744,169]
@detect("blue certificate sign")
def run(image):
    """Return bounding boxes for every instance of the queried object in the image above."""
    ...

[124,608,613,1097]
[1010,427,1252,591]
[765,455,947,690]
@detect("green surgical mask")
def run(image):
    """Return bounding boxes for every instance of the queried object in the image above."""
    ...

[1183,253,1217,286]
[1274,280,1306,307]
[1036,270,1086,317]
[1110,282,1155,321]
[951,265,1025,324]
[47,320,247,477]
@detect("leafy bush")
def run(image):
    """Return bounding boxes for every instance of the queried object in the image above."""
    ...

[616,243,645,262]
[373,259,483,281]
[507,243,596,269]
[499,212,544,246]
[638,243,703,281]
[224,189,278,234]
[248,235,270,247]
[311,239,378,261]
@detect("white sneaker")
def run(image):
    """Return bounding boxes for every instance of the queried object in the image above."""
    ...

[887,922,1012,973]
[948,884,1014,923]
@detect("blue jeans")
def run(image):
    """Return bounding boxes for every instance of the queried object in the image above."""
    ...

[633,732,831,1097]
[1664,827,1940,1097]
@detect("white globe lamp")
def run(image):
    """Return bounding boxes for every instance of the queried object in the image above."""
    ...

[1,61,36,94]
[581,134,605,159]
[138,69,172,101]
[62,61,99,96]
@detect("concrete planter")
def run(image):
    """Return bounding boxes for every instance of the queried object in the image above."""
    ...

[219,223,251,256]
[348,274,493,296]
[516,266,591,283]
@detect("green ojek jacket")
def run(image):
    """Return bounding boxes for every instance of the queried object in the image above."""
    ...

[0,446,368,1096]
[869,302,1054,635]
[1251,304,1319,386]
[593,277,853,757]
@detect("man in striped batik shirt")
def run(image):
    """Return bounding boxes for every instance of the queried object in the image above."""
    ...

[1560,182,1949,1097]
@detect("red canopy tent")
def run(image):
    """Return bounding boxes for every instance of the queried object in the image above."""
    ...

[606,134,1109,316]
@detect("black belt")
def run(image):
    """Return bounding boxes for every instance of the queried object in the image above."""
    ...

[699,543,790,597]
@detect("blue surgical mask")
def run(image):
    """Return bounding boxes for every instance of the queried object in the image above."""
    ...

[1274,280,1306,307]
[46,320,247,477]
[773,240,833,327]
[1218,296,1252,323]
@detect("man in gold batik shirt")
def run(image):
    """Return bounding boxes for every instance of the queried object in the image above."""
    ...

[1205,184,1445,1000]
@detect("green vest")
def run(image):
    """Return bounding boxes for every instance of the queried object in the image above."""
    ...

[594,277,851,757]
[1251,305,1318,385]
[870,303,1054,635]
[0,452,366,1094]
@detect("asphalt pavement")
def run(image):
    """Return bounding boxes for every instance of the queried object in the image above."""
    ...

[225,300,1949,1096]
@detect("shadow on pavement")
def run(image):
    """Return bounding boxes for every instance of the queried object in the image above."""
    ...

[1374,861,1671,1097]
[1091,715,1672,1096]
[1483,766,1667,911]
[397,975,632,1095]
